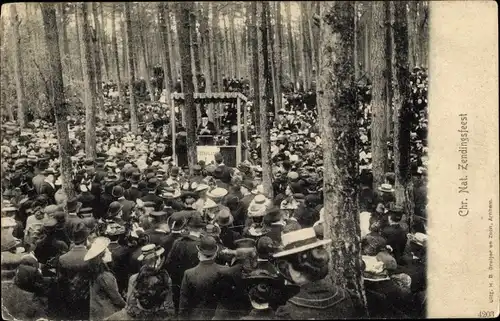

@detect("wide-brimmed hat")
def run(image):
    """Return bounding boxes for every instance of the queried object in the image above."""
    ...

[1,233,21,252]
[362,255,390,281]
[161,189,181,199]
[105,222,127,236]
[195,183,210,192]
[84,237,110,261]
[252,194,269,206]
[203,199,218,210]
[273,227,332,258]
[378,183,395,193]
[206,187,228,199]
[1,217,17,228]
[408,232,427,247]
[137,243,165,261]
[196,235,218,256]
[248,204,266,218]
[243,269,301,307]
[216,208,234,226]
[280,199,299,210]
[167,211,190,232]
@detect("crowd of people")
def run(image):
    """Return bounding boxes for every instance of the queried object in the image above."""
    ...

[1,69,428,320]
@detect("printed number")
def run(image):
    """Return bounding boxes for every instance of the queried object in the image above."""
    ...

[479,311,495,318]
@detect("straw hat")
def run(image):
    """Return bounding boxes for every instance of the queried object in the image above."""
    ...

[84,237,110,261]
[137,243,165,261]
[203,199,218,210]
[206,187,228,199]
[273,227,331,258]
[378,183,395,193]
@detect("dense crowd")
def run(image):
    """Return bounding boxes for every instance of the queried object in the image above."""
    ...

[1,70,428,320]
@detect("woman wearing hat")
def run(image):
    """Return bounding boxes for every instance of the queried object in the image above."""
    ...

[107,264,174,320]
[86,237,126,320]
[272,228,360,319]
[241,269,300,320]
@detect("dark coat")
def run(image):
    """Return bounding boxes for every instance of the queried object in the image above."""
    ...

[179,260,228,320]
[118,198,136,222]
[381,224,408,263]
[56,245,91,320]
[165,233,201,286]
[64,214,84,239]
[90,271,126,320]
[219,226,241,250]
[214,263,252,320]
[146,229,169,247]
[124,186,143,202]
[141,192,164,206]
[108,242,133,295]
[274,279,360,320]
[77,192,95,209]
[39,182,56,203]
[34,234,69,265]
[161,231,183,257]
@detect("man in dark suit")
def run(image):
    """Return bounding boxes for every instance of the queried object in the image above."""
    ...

[179,235,228,321]
[39,169,57,204]
[64,198,83,238]
[214,152,232,183]
[165,212,205,316]
[124,172,142,201]
[145,210,169,246]
[56,223,90,320]
[140,178,164,205]
[112,186,136,222]
[77,184,95,209]
[197,113,216,145]
[107,224,132,296]
[381,206,408,264]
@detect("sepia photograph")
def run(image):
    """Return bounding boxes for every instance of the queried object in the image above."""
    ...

[0,1,450,320]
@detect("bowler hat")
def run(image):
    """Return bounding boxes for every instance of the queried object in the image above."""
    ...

[216,208,234,227]
[112,186,125,198]
[71,222,89,244]
[256,236,279,259]
[107,201,123,218]
[66,198,82,213]
[196,235,218,256]
[234,238,256,249]
[188,212,206,228]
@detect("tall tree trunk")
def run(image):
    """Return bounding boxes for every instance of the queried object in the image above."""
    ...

[285,2,297,89]
[370,2,388,191]
[111,3,124,105]
[318,1,367,313]
[59,3,71,72]
[408,1,417,68]
[120,16,128,80]
[268,3,278,116]
[74,4,84,81]
[158,3,173,91]
[10,4,26,128]
[41,4,75,200]
[230,10,239,79]
[275,1,283,110]
[98,3,110,81]
[393,1,415,231]
[124,2,138,133]
[260,2,273,199]
[201,2,212,93]
[92,3,105,117]
[210,3,220,91]
[250,2,260,138]
[81,3,97,159]
[385,2,394,138]
[190,6,201,92]
[138,6,155,101]
[307,2,316,76]
[300,2,311,89]
[418,1,429,67]
[0,18,14,121]
[176,2,198,172]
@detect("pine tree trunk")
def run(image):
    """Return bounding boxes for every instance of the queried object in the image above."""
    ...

[211,3,220,91]
[275,1,283,110]
[111,3,124,105]
[297,7,306,91]
[59,3,71,72]
[138,6,155,102]
[74,4,84,81]
[285,2,297,89]
[99,3,110,80]
[41,4,75,200]
[230,10,239,79]
[370,2,388,191]
[0,18,14,121]
[201,2,212,93]
[385,2,394,138]
[318,1,367,313]
[250,2,260,138]
[158,3,174,91]
[260,2,274,199]
[268,3,278,116]
[307,2,316,76]
[190,7,201,92]
[176,1,198,172]
[10,4,26,128]
[92,3,105,116]
[393,1,415,231]
[124,2,138,133]
[81,3,97,159]
[120,16,128,80]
